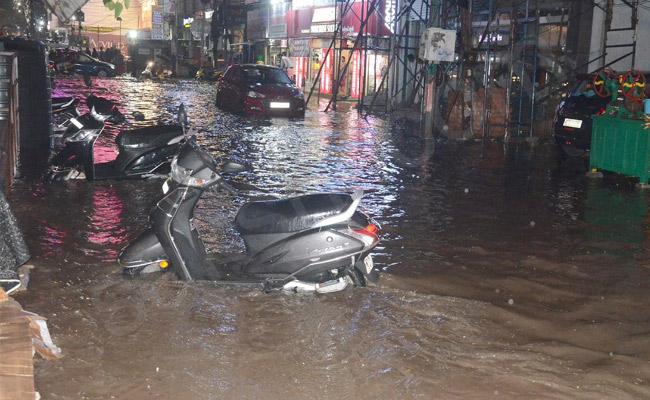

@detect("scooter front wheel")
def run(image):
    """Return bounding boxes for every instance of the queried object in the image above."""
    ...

[45,167,85,182]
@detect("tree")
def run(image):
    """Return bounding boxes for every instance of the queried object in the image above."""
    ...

[103,0,130,19]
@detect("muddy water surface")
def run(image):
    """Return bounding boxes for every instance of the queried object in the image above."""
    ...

[7,77,650,399]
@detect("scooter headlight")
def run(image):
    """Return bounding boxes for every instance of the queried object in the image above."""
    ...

[170,158,220,188]
[90,106,110,122]
[66,128,101,143]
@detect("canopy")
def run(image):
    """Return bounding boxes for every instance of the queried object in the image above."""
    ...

[45,0,91,23]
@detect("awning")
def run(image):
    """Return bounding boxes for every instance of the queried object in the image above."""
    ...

[45,0,91,23]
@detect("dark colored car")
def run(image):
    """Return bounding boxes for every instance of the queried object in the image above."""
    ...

[50,49,116,78]
[553,72,649,157]
[216,64,305,117]
[553,75,610,157]
[72,52,116,77]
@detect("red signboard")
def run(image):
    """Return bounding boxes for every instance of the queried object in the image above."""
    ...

[287,0,392,38]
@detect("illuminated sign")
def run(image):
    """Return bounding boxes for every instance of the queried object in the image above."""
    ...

[311,24,336,33]
[312,7,335,22]
[384,0,395,33]
[183,17,193,28]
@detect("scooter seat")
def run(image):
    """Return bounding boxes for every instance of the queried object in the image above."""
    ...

[235,193,353,234]
[116,125,184,149]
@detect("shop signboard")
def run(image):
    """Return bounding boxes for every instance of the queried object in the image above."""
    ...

[292,0,335,10]
[151,6,164,40]
[288,0,392,37]
[289,38,310,57]
[269,0,289,38]
[341,1,392,37]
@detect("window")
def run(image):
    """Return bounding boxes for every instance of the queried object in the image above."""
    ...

[242,68,292,84]
[78,54,92,63]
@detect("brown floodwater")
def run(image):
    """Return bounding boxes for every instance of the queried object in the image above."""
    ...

[6,77,650,399]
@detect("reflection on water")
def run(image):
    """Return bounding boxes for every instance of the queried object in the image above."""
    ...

[7,78,650,399]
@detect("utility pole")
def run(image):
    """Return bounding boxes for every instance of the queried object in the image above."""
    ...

[422,0,441,138]
[171,0,179,75]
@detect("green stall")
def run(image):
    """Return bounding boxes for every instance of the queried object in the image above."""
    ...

[590,115,650,184]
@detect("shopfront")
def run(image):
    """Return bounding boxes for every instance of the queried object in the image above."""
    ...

[285,0,393,99]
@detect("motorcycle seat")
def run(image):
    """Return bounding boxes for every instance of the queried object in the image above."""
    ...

[235,193,353,234]
[117,125,184,149]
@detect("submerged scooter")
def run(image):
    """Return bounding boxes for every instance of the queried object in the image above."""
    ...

[119,116,380,293]
[46,103,186,181]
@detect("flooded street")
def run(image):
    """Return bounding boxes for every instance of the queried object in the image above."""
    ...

[7,77,650,399]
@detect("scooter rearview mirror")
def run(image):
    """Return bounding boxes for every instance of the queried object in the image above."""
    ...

[83,73,92,88]
[222,161,246,174]
[178,104,189,130]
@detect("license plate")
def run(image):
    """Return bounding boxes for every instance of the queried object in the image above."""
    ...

[269,102,290,109]
[563,118,582,128]
[70,118,83,129]
[162,179,170,194]
[363,255,374,274]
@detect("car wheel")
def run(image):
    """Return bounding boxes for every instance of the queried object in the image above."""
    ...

[560,144,587,158]
[97,69,108,78]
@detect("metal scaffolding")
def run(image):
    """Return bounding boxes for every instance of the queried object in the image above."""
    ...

[304,0,432,112]
[304,0,640,141]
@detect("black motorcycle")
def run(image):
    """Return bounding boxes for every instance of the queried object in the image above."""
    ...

[119,136,380,293]
[47,103,186,181]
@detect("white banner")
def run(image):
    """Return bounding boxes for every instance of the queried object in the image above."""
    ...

[419,28,456,63]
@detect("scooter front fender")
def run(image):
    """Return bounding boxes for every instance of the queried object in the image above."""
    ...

[118,228,169,274]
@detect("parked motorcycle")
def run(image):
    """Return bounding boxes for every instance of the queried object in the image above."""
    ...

[50,90,125,146]
[119,125,380,293]
[46,103,186,181]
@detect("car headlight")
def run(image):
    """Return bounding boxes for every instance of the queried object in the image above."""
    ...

[66,128,101,143]
[247,91,265,99]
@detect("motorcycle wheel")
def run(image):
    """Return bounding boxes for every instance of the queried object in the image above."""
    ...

[348,263,368,287]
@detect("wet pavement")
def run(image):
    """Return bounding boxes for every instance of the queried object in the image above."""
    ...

[6,77,650,399]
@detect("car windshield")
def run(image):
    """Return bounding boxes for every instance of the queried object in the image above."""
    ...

[242,68,291,84]
[571,79,596,98]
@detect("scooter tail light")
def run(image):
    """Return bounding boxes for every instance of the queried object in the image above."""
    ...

[350,224,380,247]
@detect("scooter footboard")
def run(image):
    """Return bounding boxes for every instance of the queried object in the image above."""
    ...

[118,228,169,273]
